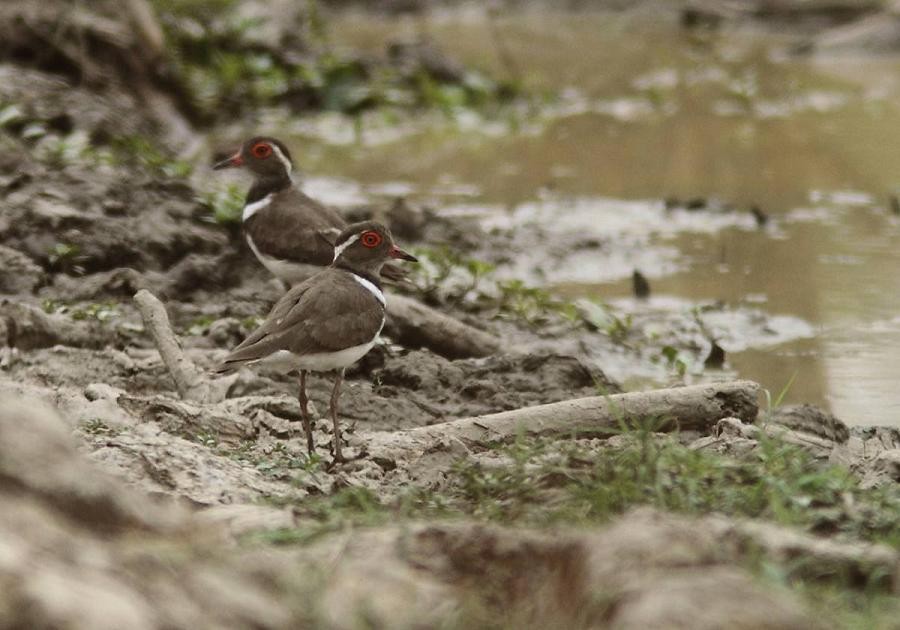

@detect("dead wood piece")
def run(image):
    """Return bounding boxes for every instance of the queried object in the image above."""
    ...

[133,290,233,403]
[408,380,760,446]
[386,294,501,359]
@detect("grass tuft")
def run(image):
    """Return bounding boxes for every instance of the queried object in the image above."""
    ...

[247,430,900,550]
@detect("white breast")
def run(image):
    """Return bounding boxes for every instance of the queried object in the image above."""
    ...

[242,194,273,221]
[258,317,385,374]
[352,273,386,306]
[246,235,322,284]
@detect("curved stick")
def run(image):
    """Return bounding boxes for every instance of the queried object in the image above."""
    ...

[134,289,212,402]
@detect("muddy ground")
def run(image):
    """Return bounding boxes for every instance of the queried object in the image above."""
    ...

[1,1,899,628]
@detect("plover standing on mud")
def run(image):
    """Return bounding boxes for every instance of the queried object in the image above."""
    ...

[214,136,406,284]
[214,221,417,462]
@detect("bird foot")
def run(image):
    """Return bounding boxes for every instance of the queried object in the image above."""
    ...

[325,446,367,470]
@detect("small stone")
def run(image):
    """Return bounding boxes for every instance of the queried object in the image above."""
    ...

[704,340,726,368]
[84,382,124,402]
[208,317,244,346]
[769,404,849,443]
[632,269,651,299]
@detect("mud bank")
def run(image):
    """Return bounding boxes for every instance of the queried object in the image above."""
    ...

[0,395,834,629]
[0,386,897,628]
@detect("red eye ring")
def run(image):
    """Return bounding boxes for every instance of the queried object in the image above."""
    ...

[361,231,382,248]
[251,143,272,159]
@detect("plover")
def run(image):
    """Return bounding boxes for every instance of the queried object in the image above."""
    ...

[214,136,405,284]
[214,221,417,462]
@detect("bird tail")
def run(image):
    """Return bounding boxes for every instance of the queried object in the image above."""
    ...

[380,262,411,285]
[212,347,263,375]
[212,362,238,376]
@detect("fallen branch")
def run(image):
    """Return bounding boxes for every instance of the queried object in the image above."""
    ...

[406,380,759,446]
[386,294,501,359]
[133,289,231,403]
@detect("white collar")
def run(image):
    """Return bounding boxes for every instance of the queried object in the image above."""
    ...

[352,273,385,307]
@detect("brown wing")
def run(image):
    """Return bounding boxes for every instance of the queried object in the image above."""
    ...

[214,269,384,373]
[245,187,347,265]
[285,187,348,230]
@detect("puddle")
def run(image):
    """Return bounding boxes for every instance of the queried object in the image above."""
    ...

[278,10,900,426]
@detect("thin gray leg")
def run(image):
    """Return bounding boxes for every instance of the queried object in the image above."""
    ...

[297,370,314,455]
[329,368,345,462]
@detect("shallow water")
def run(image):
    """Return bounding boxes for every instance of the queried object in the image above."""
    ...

[289,10,900,426]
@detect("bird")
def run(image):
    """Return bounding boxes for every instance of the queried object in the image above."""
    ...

[214,221,417,463]
[213,136,406,284]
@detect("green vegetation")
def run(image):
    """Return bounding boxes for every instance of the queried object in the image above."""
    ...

[1,98,191,177]
[408,246,496,306]
[788,584,900,630]
[151,0,522,121]
[106,136,194,178]
[197,437,326,489]
[36,131,93,168]
[70,302,119,323]
[201,183,245,225]
[228,439,324,483]
[657,344,689,377]
[409,247,581,326]
[42,299,120,322]
[0,102,50,140]
[240,315,264,330]
[194,430,219,449]
[577,298,634,341]
[495,279,580,326]
[79,418,120,437]
[184,314,218,337]
[46,243,85,275]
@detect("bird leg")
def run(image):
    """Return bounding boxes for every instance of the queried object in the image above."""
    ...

[329,368,345,463]
[297,369,314,455]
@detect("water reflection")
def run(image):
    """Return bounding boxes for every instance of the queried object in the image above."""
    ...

[292,11,900,425]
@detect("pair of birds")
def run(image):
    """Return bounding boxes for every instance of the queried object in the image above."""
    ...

[212,137,417,462]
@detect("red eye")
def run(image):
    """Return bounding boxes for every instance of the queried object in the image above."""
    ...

[361,231,382,248]
[252,143,272,159]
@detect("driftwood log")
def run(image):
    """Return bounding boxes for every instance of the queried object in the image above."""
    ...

[386,294,501,359]
[406,380,760,446]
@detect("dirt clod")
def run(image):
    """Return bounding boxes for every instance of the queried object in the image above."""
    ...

[0,244,44,294]
[376,351,619,419]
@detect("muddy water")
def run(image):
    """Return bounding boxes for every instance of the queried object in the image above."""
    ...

[291,11,900,426]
